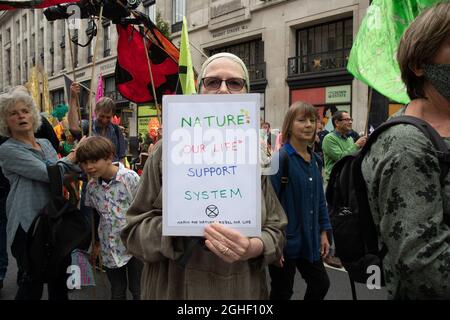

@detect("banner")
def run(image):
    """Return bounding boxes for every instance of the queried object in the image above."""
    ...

[162,94,261,236]
[347,0,441,104]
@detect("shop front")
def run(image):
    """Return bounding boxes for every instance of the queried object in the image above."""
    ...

[290,84,352,131]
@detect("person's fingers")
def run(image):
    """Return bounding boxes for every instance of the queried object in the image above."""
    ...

[208,222,242,241]
[204,224,248,256]
[325,243,330,257]
[321,243,329,259]
[209,223,249,250]
[204,228,240,257]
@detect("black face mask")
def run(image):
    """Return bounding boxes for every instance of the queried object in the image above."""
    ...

[423,64,450,101]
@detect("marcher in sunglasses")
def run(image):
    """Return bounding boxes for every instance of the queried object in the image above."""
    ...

[201,77,246,92]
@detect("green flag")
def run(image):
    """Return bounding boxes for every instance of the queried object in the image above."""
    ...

[347,0,442,104]
[179,16,196,95]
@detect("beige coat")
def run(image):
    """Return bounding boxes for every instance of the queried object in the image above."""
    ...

[121,141,287,299]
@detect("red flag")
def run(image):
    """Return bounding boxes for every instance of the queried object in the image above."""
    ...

[0,0,80,10]
[115,12,180,104]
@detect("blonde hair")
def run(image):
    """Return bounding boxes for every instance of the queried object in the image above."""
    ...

[281,101,317,145]
[0,91,41,137]
[397,2,450,99]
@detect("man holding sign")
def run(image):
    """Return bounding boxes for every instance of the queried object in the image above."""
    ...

[121,53,287,299]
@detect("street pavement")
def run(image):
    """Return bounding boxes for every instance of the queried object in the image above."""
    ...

[0,247,386,300]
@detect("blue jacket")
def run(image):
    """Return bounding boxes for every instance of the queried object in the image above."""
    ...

[270,143,331,262]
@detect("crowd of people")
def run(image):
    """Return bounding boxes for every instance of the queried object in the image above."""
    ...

[0,2,449,301]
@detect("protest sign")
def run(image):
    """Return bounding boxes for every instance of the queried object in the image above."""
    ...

[162,94,261,236]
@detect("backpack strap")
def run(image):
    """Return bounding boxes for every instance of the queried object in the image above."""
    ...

[277,147,290,199]
[359,115,450,254]
[363,115,449,183]
[47,165,63,200]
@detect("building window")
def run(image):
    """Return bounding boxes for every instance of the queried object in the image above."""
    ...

[49,22,54,75]
[210,39,266,82]
[210,39,266,116]
[61,46,65,70]
[22,14,27,32]
[50,45,54,75]
[104,75,124,101]
[5,28,11,44]
[289,18,353,76]
[104,76,114,98]
[143,0,156,22]
[49,22,54,43]
[23,39,28,80]
[87,20,95,63]
[6,48,11,85]
[51,88,65,106]
[39,27,44,66]
[103,21,111,57]
[17,43,21,84]
[60,28,66,70]
[31,33,36,66]
[71,29,78,67]
[15,20,20,40]
[30,10,34,34]
[172,0,185,33]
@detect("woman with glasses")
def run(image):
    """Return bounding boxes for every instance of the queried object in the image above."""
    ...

[121,52,287,299]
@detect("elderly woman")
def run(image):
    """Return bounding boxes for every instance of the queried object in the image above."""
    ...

[0,89,77,300]
[121,52,287,299]
[361,2,450,299]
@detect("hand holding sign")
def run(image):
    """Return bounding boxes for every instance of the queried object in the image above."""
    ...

[204,222,263,263]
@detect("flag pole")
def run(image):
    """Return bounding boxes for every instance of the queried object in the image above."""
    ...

[87,6,104,136]
[142,34,161,124]
[66,22,83,131]
[365,86,373,136]
[86,11,104,296]
[65,19,101,299]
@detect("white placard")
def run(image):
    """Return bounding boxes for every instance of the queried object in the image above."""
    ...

[162,94,261,236]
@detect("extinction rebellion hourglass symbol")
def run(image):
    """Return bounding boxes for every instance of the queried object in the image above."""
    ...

[205,205,219,218]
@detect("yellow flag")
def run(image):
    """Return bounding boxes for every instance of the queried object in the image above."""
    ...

[28,67,40,110]
[179,16,196,95]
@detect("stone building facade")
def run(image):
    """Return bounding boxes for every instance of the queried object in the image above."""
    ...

[0,0,372,135]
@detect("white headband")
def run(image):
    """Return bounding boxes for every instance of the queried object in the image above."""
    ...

[197,52,250,92]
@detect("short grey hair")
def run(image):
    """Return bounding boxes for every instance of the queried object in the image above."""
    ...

[0,91,41,137]
[197,52,250,92]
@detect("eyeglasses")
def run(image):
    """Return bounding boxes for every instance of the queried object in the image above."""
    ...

[201,77,246,92]
[339,118,353,122]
